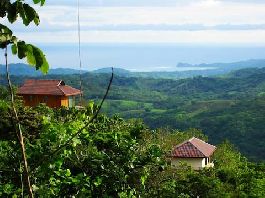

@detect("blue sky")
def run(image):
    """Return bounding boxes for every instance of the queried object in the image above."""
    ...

[2,0,265,71]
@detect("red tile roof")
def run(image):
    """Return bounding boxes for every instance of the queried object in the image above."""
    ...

[171,137,216,158]
[17,79,82,96]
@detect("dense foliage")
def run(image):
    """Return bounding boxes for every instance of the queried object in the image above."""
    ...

[1,92,265,197]
[0,95,160,197]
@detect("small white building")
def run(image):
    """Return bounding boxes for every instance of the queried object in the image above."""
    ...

[171,137,216,170]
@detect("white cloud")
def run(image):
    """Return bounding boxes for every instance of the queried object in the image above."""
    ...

[37,3,265,27]
[4,0,265,44]
[44,0,265,7]
[17,30,265,45]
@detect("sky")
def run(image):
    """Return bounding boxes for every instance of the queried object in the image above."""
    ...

[2,0,265,71]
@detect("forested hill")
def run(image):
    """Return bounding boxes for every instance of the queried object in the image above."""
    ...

[0,63,87,76]
[1,67,265,161]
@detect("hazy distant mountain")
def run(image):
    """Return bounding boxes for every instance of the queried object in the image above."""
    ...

[49,68,87,75]
[92,67,131,76]
[0,63,87,76]
[177,59,265,70]
[0,63,43,76]
[92,59,265,79]
[2,59,265,79]
[0,64,131,77]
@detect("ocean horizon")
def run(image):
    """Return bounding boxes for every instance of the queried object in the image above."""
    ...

[3,43,265,72]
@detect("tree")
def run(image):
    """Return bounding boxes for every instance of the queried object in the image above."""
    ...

[1,1,48,197]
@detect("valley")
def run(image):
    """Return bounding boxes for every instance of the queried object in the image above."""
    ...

[1,65,265,161]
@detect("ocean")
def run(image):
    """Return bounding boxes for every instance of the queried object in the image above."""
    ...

[6,43,265,72]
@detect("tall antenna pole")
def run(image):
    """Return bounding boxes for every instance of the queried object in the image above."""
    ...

[78,0,83,105]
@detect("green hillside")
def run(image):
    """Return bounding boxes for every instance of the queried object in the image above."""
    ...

[1,67,265,161]
[1,96,265,197]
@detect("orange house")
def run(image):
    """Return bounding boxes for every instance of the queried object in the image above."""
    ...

[17,79,82,108]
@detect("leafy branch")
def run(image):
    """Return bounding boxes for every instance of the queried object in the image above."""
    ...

[0,0,44,22]
[1,0,49,73]
[0,24,49,73]
[1,1,48,197]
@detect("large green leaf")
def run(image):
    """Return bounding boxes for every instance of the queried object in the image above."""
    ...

[0,24,13,36]
[30,44,49,74]
[32,0,42,4]
[7,2,18,23]
[26,44,36,65]
[17,41,27,59]
[0,24,16,48]
[24,4,40,26]
[17,2,28,26]
[41,0,46,6]
[11,44,17,55]
[32,0,46,6]
[0,0,9,18]
[39,55,49,74]
[6,2,40,26]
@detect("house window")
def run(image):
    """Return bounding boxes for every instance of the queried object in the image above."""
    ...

[205,158,208,165]
[29,95,33,102]
[43,96,48,103]
[68,96,75,108]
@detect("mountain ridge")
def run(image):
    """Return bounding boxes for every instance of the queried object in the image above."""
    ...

[1,59,265,79]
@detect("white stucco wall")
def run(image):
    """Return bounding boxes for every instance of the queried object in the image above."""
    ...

[171,158,206,170]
